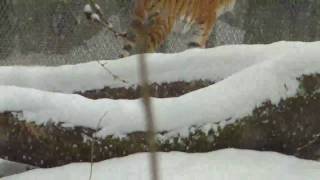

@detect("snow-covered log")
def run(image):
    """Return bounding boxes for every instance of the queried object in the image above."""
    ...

[0,74,319,167]
[1,41,320,167]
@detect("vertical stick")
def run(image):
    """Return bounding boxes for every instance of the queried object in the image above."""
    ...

[138,40,159,180]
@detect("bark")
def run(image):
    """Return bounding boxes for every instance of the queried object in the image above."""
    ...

[76,80,214,99]
[0,75,319,168]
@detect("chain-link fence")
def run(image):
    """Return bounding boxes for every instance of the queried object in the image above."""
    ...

[0,0,15,60]
[0,0,130,65]
[0,0,320,66]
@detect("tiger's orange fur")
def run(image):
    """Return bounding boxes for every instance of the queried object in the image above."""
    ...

[122,0,236,56]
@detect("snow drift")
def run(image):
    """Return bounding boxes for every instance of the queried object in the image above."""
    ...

[0,41,317,93]
[4,149,320,180]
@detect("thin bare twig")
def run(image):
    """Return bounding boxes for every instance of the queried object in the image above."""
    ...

[84,0,129,84]
[296,132,320,153]
[96,60,128,83]
[88,110,109,180]
[86,0,127,40]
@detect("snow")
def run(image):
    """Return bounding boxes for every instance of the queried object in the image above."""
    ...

[0,41,315,93]
[0,41,320,137]
[0,159,34,177]
[3,149,320,180]
[83,4,93,14]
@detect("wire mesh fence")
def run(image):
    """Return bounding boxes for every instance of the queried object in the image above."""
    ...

[0,0,129,65]
[0,0,15,60]
[0,0,320,66]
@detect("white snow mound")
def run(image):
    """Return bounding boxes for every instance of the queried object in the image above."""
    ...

[4,149,320,180]
[0,41,318,93]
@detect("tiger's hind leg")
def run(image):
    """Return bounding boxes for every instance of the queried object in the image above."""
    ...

[187,17,217,48]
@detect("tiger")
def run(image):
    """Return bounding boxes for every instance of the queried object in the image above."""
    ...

[121,0,237,57]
